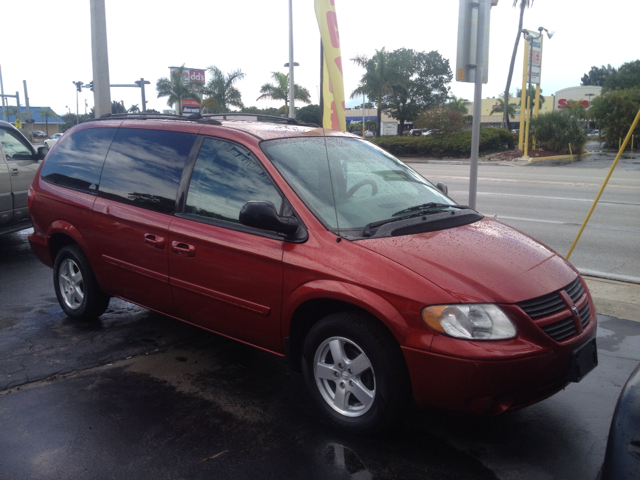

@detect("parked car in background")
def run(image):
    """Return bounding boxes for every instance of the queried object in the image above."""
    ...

[28,113,598,432]
[422,129,432,136]
[0,120,47,235]
[33,130,47,139]
[408,129,422,136]
[364,130,373,138]
[43,132,64,151]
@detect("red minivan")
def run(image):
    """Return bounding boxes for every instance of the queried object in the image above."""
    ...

[28,114,597,432]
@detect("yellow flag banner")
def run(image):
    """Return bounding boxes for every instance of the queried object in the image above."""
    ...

[315,0,346,131]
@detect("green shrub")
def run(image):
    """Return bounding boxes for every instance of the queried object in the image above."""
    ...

[370,128,516,157]
[529,111,587,154]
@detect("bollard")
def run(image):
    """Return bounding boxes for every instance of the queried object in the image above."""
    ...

[569,143,573,163]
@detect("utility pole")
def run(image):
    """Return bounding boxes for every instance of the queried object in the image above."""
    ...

[90,0,112,117]
[288,0,295,119]
[23,81,33,142]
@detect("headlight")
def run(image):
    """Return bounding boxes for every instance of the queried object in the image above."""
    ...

[421,304,517,340]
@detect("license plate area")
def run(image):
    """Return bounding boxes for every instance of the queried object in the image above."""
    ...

[570,338,598,382]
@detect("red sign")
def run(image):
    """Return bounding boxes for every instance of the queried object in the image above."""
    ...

[182,99,200,107]
[558,99,589,108]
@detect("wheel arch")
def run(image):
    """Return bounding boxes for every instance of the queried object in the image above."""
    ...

[283,281,408,372]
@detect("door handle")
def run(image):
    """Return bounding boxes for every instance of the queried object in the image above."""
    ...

[143,233,165,249]
[171,241,196,257]
[11,168,19,176]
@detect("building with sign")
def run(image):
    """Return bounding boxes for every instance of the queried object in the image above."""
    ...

[0,106,65,135]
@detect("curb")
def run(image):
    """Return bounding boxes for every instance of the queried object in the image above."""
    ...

[518,152,592,166]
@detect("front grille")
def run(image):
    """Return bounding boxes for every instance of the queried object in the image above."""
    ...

[517,277,591,342]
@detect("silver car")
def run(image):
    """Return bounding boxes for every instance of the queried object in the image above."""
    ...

[0,121,47,235]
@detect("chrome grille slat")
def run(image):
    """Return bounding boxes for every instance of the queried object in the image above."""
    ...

[517,277,592,342]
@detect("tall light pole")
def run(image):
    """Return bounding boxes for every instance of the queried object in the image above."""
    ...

[288,0,295,119]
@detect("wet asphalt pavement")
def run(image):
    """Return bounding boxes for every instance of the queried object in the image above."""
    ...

[1,229,640,479]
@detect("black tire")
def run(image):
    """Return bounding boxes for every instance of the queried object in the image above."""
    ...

[301,312,410,432]
[53,244,110,321]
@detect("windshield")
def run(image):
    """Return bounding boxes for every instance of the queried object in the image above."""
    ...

[261,136,454,235]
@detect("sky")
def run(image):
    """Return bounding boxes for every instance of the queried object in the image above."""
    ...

[0,0,636,119]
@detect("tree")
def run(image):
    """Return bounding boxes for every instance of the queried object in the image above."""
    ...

[558,100,588,120]
[590,88,640,145]
[447,95,470,114]
[111,101,127,114]
[502,0,534,131]
[256,72,311,116]
[128,104,140,113]
[296,104,321,125]
[351,48,395,137]
[490,98,518,119]
[603,60,640,92]
[382,49,452,134]
[241,106,282,116]
[581,65,617,87]
[414,105,467,137]
[37,107,58,135]
[202,66,245,114]
[156,64,202,115]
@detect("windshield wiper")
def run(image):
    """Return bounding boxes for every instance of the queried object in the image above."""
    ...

[362,212,424,237]
[392,203,472,217]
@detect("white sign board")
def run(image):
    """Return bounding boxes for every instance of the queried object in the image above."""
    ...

[455,0,494,84]
[527,39,542,85]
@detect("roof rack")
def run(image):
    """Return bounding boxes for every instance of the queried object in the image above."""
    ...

[202,113,320,128]
[91,113,222,125]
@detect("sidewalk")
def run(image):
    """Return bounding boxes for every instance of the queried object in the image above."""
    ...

[583,276,640,322]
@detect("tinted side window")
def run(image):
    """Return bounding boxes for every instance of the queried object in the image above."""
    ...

[99,129,196,214]
[185,137,282,225]
[40,128,117,192]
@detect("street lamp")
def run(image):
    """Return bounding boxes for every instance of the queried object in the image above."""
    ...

[287,0,295,119]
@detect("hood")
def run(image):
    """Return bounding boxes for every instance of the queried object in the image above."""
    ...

[355,218,577,304]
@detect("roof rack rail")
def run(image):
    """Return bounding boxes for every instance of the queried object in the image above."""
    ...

[91,113,222,125]
[202,113,320,128]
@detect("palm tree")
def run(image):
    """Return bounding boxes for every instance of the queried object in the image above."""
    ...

[490,98,518,119]
[256,72,310,116]
[351,48,395,137]
[128,104,140,113]
[502,0,534,130]
[202,66,245,114]
[156,64,202,115]
[38,107,58,135]
[447,95,470,114]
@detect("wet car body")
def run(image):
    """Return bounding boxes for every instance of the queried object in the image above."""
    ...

[28,116,597,430]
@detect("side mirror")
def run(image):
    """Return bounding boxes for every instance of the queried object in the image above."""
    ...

[37,146,48,160]
[436,182,448,195]
[239,201,300,235]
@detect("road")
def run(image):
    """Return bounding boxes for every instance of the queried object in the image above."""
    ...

[408,157,640,283]
[1,155,639,479]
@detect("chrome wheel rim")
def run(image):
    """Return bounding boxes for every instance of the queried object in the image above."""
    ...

[313,336,376,417]
[58,258,84,310]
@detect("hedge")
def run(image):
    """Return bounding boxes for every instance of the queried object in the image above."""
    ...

[370,128,516,158]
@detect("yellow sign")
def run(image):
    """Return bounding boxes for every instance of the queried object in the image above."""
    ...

[14,119,22,129]
[315,0,346,131]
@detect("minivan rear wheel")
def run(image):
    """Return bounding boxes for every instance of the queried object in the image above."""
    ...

[53,245,110,320]
[301,312,409,432]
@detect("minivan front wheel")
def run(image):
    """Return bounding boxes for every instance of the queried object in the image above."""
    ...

[301,312,409,432]
[53,245,110,320]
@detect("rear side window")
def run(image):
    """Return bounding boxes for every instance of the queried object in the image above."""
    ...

[99,129,196,214]
[40,128,117,192]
